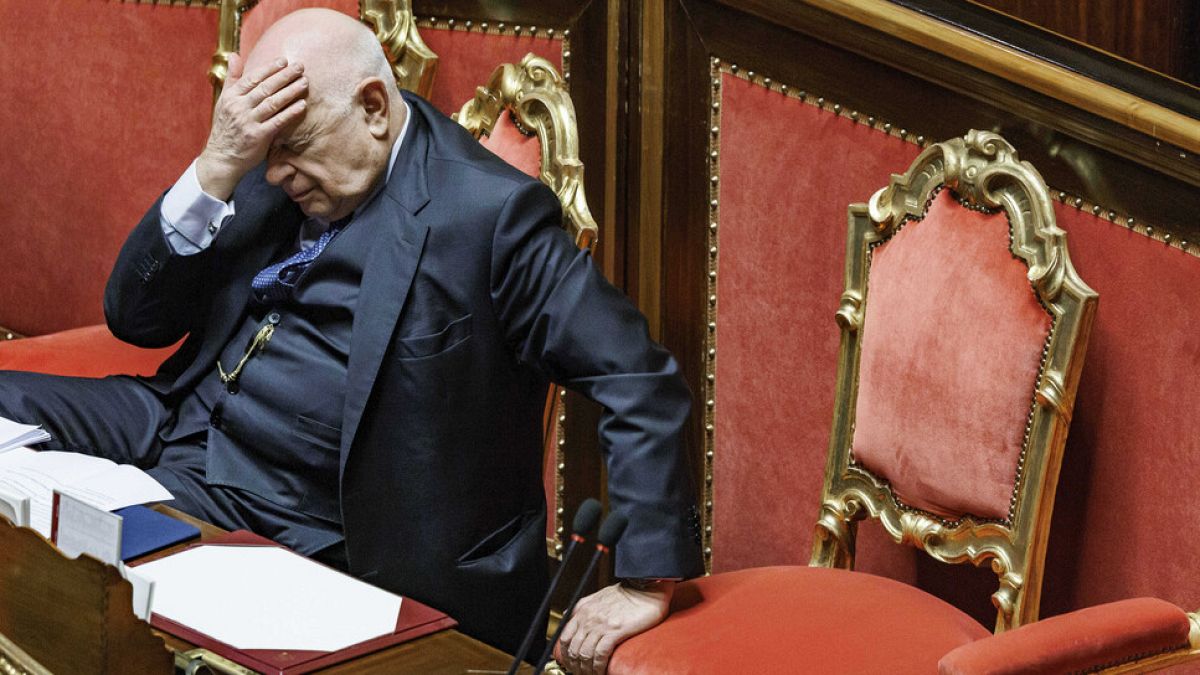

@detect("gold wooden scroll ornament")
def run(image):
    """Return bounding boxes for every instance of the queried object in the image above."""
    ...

[454,53,598,251]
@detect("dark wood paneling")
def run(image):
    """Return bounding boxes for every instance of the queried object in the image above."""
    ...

[715,0,1200,216]
[973,0,1200,87]
[659,0,719,522]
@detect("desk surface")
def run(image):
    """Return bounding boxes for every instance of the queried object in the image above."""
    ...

[146,506,526,674]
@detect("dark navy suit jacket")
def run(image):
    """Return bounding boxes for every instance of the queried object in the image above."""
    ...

[104,92,703,652]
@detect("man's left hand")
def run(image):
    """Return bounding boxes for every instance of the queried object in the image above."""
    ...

[555,580,674,675]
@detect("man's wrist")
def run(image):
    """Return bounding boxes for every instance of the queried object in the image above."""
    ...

[195,152,242,203]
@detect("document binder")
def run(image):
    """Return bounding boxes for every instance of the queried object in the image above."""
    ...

[115,504,200,560]
[133,530,457,675]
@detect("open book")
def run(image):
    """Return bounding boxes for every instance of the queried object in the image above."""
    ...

[0,447,173,537]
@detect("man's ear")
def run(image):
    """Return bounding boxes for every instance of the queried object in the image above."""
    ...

[357,78,390,139]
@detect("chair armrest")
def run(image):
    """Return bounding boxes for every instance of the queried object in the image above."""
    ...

[938,598,1192,675]
[0,324,176,378]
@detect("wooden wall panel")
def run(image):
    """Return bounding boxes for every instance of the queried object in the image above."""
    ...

[973,0,1200,86]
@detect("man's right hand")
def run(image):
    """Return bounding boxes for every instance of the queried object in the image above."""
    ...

[196,54,308,201]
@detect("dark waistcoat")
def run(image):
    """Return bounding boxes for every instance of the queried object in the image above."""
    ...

[171,215,375,550]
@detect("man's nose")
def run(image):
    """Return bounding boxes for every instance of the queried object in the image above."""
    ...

[265,159,293,186]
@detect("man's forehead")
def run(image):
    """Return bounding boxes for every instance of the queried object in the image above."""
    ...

[244,41,298,75]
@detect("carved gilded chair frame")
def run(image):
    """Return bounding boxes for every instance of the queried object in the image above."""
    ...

[209,0,438,103]
[810,131,1098,633]
[453,54,599,251]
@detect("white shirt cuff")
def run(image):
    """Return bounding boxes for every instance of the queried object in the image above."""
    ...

[160,159,236,255]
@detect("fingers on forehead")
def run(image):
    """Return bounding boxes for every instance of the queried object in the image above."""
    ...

[241,57,288,88]
[257,66,306,99]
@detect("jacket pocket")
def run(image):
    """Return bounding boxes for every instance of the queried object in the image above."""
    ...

[394,313,472,360]
[456,509,542,575]
[295,414,341,449]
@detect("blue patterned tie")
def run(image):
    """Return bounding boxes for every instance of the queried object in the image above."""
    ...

[251,216,351,303]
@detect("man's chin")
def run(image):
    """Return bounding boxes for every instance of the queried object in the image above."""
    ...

[294,195,330,218]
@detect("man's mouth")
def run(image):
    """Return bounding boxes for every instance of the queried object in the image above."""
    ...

[289,187,313,201]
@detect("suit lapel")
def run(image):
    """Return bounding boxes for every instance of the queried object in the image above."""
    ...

[340,99,433,473]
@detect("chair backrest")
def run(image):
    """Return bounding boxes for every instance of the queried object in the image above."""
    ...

[208,0,437,101]
[454,54,598,250]
[811,131,1097,633]
[453,55,599,559]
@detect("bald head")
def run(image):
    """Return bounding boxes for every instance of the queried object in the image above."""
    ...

[237,8,406,221]
[245,8,399,112]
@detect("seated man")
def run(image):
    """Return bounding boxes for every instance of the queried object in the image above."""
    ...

[0,9,700,672]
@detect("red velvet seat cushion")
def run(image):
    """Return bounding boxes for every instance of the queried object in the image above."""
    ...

[611,566,990,675]
[0,325,174,378]
[939,597,1192,675]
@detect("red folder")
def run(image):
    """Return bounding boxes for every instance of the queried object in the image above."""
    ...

[132,530,457,674]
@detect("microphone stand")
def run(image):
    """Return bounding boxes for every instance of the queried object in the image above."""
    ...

[532,513,628,675]
[506,499,602,674]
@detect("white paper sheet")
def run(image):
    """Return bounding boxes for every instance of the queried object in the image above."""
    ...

[120,563,156,621]
[134,546,403,651]
[0,416,50,453]
[54,491,123,565]
[0,450,173,536]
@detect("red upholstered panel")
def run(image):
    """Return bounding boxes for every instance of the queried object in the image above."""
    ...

[611,566,991,675]
[0,325,173,378]
[938,597,1191,675]
[0,1,217,335]
[711,73,921,574]
[479,111,542,178]
[852,191,1052,519]
[238,0,358,57]
[1040,206,1200,621]
[420,28,563,115]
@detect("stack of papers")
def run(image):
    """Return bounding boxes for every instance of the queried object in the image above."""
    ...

[0,447,173,536]
[0,416,50,453]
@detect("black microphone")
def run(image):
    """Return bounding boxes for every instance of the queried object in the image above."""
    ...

[533,512,628,674]
[507,499,602,674]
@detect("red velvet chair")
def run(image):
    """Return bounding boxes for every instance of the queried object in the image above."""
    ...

[608,131,1135,674]
[454,54,600,558]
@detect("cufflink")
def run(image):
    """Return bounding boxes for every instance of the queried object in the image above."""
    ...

[208,223,219,234]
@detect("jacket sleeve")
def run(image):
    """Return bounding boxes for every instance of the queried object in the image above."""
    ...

[104,193,218,348]
[490,180,705,580]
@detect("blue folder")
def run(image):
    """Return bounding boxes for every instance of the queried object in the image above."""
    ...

[114,505,201,561]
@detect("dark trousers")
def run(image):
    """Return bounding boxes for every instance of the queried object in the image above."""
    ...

[0,371,347,569]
